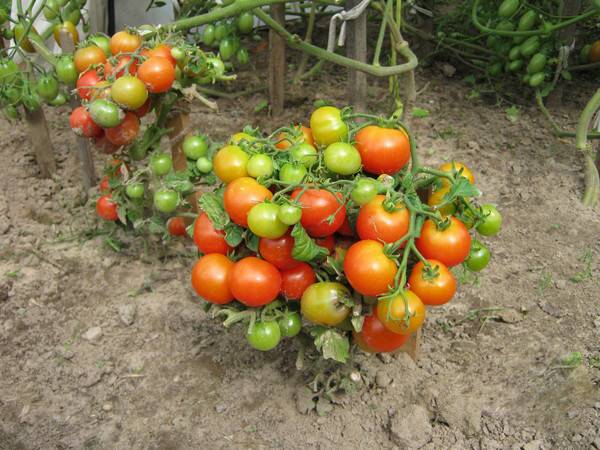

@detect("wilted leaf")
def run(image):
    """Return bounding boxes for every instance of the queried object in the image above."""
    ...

[291,224,328,262]
[310,327,350,363]
[198,192,228,230]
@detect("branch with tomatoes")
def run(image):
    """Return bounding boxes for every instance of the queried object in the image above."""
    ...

[187,105,502,366]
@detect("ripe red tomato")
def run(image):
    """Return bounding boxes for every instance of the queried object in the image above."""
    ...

[354,314,410,353]
[337,217,354,237]
[70,106,102,138]
[191,254,234,304]
[94,133,120,154]
[228,257,282,307]
[290,188,346,237]
[99,176,111,193]
[315,234,335,254]
[355,125,410,175]
[143,43,176,65]
[105,112,139,146]
[137,56,175,93]
[96,194,118,221]
[74,46,107,73]
[133,97,152,117]
[281,262,316,300]
[408,259,456,306]
[344,240,397,296]
[223,177,273,227]
[167,217,187,237]
[110,30,142,55]
[377,291,426,334]
[76,69,102,101]
[193,212,230,254]
[104,55,138,78]
[259,233,300,269]
[415,217,471,267]
[356,195,410,243]
[275,125,314,150]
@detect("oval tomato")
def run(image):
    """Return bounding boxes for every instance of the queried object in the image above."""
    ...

[223,177,272,227]
[281,262,316,300]
[356,195,409,243]
[376,291,425,334]
[258,232,300,270]
[191,254,234,304]
[290,188,346,237]
[167,217,187,237]
[53,21,79,48]
[105,112,139,146]
[110,30,141,55]
[228,256,282,307]
[309,106,348,146]
[70,106,102,137]
[354,314,410,353]
[76,69,102,101]
[415,217,471,267]
[213,145,249,183]
[344,240,397,297]
[74,46,107,73]
[408,259,456,306]
[193,212,230,254]
[137,56,175,93]
[355,125,410,175]
[300,282,351,326]
[96,194,118,221]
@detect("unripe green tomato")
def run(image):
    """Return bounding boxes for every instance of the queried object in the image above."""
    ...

[247,203,289,239]
[2,27,14,39]
[88,99,124,128]
[290,143,318,168]
[88,34,111,57]
[126,183,145,199]
[236,48,249,65]
[196,157,213,173]
[323,142,362,175]
[153,189,179,213]
[55,56,78,85]
[246,322,281,351]
[42,0,59,20]
[150,153,173,176]
[219,37,235,61]
[465,240,491,272]
[476,204,502,236]
[49,91,67,106]
[203,24,215,46]
[183,134,208,160]
[277,204,302,225]
[247,153,274,178]
[214,23,227,41]
[528,71,545,87]
[278,312,302,337]
[36,75,60,101]
[279,163,307,184]
[351,178,378,205]
[171,47,185,61]
[237,12,254,34]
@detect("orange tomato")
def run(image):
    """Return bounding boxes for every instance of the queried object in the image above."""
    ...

[223,177,272,227]
[415,217,471,267]
[275,125,314,150]
[191,254,234,304]
[110,30,142,55]
[74,46,107,73]
[408,259,456,306]
[376,291,426,334]
[137,56,175,93]
[356,195,410,243]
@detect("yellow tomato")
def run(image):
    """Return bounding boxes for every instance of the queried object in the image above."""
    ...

[427,186,456,216]
[376,291,426,335]
[213,145,249,183]
[439,161,475,187]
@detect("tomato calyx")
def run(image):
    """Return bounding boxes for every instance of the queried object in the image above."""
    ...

[419,262,440,281]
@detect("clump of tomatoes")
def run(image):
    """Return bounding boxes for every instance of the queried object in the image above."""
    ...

[189,105,502,361]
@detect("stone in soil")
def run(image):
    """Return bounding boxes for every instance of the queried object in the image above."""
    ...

[389,404,432,449]
[82,327,103,342]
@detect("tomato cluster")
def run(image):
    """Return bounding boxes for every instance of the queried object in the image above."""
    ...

[189,106,502,359]
[200,11,254,66]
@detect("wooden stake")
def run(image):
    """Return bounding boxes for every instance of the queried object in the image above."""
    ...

[59,29,97,189]
[268,4,286,116]
[346,0,368,111]
[23,107,56,178]
[167,111,200,214]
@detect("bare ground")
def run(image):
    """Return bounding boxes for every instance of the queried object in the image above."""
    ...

[0,65,599,450]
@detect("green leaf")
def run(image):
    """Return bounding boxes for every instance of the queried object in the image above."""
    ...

[116,206,127,225]
[313,99,331,108]
[310,327,350,363]
[186,219,195,239]
[411,107,430,118]
[198,192,229,230]
[291,224,328,262]
[254,100,269,113]
[245,232,260,253]
[561,70,572,81]
[148,217,165,234]
[444,177,481,202]
[224,223,244,247]
[505,105,520,123]
[164,172,194,194]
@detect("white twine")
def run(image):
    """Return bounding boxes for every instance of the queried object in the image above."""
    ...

[327,0,372,52]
